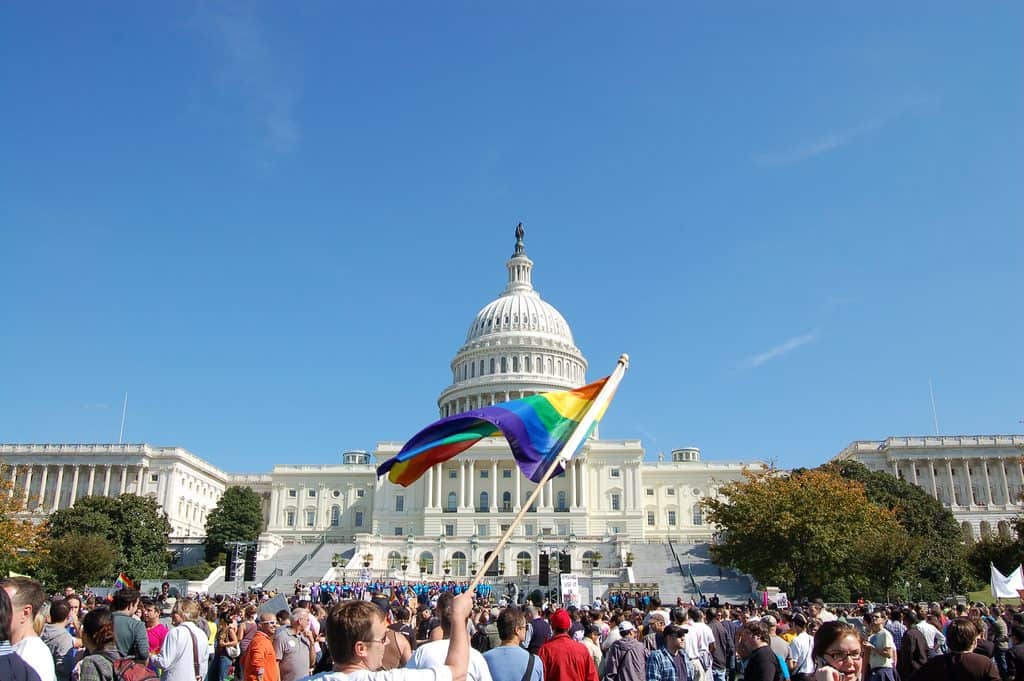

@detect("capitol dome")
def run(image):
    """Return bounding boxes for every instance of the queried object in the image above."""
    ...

[437,225,588,417]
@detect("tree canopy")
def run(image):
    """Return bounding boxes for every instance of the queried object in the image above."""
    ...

[0,462,49,576]
[204,486,264,562]
[49,494,172,579]
[820,459,972,596]
[42,532,119,588]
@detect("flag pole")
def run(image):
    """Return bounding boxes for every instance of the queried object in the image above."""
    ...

[467,353,630,594]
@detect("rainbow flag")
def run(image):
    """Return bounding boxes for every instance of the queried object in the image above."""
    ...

[378,376,615,486]
[113,572,133,590]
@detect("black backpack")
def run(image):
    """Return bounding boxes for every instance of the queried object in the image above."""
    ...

[471,627,492,652]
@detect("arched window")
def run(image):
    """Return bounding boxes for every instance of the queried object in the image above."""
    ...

[447,492,457,512]
[501,357,507,373]
[999,521,1012,538]
[330,505,340,527]
[516,551,532,575]
[525,356,532,372]
[962,521,974,543]
[547,357,553,374]
[387,551,402,571]
[513,356,519,372]
[490,358,496,374]
[418,551,434,574]
[471,362,475,378]
[502,491,512,511]
[479,491,489,511]
[479,360,484,376]
[451,551,467,577]
[556,490,568,512]
[980,521,993,539]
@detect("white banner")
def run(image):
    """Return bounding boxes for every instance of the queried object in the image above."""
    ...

[990,563,1023,599]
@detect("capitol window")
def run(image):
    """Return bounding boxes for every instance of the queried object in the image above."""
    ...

[503,469,512,478]
[490,358,496,374]
[354,511,363,526]
[332,490,341,498]
[394,527,403,536]
[445,524,455,537]
[645,488,654,496]
[692,506,703,525]
[288,489,297,498]
[668,510,677,526]
[501,357,507,373]
[610,468,621,478]
[647,512,655,526]
[611,494,621,511]
[286,511,296,527]
[357,490,364,498]
[308,489,316,498]
[305,510,315,527]
[480,469,488,479]
[448,470,457,479]
[395,496,404,512]
[667,488,675,496]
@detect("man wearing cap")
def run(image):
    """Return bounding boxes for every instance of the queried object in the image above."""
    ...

[604,621,647,681]
[538,608,597,681]
[763,616,792,674]
[646,625,692,681]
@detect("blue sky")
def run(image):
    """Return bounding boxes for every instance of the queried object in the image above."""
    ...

[2,2,1021,473]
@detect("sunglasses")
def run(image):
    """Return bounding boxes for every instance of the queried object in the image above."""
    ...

[362,632,388,645]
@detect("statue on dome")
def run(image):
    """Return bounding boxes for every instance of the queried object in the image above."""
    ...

[514,222,526,256]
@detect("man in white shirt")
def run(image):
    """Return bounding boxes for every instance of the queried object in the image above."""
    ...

[683,607,715,676]
[151,598,210,681]
[786,613,814,681]
[407,593,493,681]
[1,577,56,681]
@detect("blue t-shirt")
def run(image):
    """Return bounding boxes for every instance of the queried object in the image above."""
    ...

[483,645,543,681]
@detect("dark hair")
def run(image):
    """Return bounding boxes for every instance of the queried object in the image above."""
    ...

[742,620,771,644]
[812,621,860,660]
[791,613,808,628]
[687,607,702,623]
[436,592,455,634]
[946,617,979,652]
[111,588,140,612]
[670,607,686,625]
[498,607,525,641]
[0,588,12,641]
[49,598,72,623]
[1011,625,1024,644]
[395,606,410,622]
[276,609,291,625]
[83,607,116,650]
[326,600,380,664]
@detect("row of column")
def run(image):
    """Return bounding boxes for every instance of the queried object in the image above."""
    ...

[424,459,594,512]
[892,457,1024,507]
[6,462,144,512]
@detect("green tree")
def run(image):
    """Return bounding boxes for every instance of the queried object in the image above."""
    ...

[49,494,172,579]
[821,459,972,598]
[965,534,1024,585]
[42,532,118,588]
[0,462,49,576]
[204,486,264,562]
[705,468,902,599]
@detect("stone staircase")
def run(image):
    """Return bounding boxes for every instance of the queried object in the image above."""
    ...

[626,543,751,604]
[263,542,354,591]
[205,543,312,595]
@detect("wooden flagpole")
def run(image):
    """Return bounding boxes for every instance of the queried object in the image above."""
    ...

[466,354,630,594]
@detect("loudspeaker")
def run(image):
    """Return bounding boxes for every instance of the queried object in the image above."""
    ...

[243,544,258,582]
[224,548,237,582]
[559,551,571,574]
[538,552,549,586]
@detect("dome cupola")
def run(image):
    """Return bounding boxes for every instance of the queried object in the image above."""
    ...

[437,224,588,417]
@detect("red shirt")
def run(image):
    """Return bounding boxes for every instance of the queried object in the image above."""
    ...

[539,633,600,681]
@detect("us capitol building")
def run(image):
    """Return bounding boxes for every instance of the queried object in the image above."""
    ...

[2,228,1022,579]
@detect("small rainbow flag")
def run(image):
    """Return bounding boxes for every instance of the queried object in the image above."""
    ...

[113,572,133,590]
[377,376,615,486]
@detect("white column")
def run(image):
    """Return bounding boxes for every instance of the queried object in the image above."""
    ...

[156,471,167,506]
[137,464,148,494]
[580,462,588,508]
[8,465,17,498]
[911,460,919,485]
[426,467,434,509]
[490,460,498,512]
[38,466,49,510]
[119,465,128,495]
[69,466,81,505]
[269,488,280,529]
[317,484,327,530]
[890,460,899,478]
[23,466,34,505]
[930,462,939,499]
[468,460,476,510]
[52,466,65,511]
[87,465,96,497]
[544,479,553,509]
[514,469,522,510]
[946,459,956,506]
[103,465,112,496]
[623,467,632,511]
[436,465,444,510]
[458,461,467,509]
[963,459,974,505]
[1001,460,1012,505]
[570,461,578,508]
[982,461,993,505]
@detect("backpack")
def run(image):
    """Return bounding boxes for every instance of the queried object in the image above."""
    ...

[471,627,492,652]
[111,658,160,681]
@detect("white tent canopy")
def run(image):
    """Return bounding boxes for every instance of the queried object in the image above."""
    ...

[990,563,1023,599]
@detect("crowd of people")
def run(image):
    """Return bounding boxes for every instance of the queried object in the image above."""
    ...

[1,573,1023,681]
